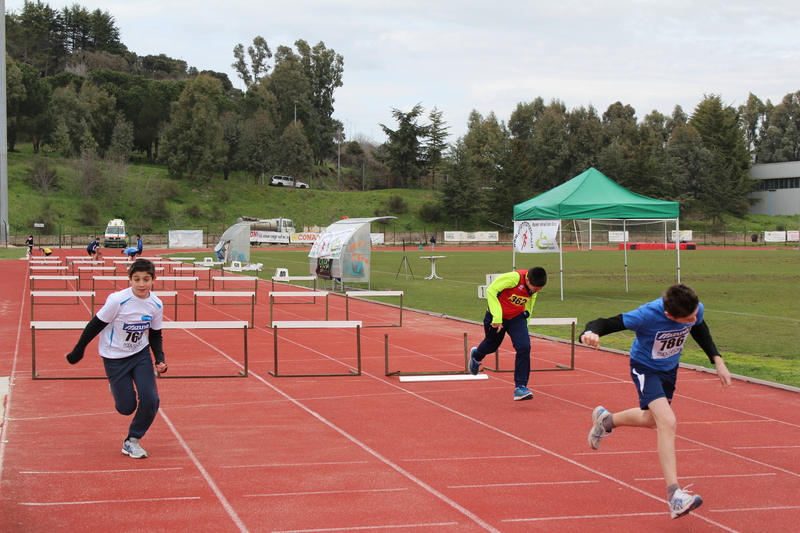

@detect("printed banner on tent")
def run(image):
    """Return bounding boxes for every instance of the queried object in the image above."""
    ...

[308,227,357,259]
[513,220,560,253]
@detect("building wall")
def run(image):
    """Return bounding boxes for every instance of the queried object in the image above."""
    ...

[748,162,800,216]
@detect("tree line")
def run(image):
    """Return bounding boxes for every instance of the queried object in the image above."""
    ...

[7,1,800,231]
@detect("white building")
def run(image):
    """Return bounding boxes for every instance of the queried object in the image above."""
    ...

[748,161,800,216]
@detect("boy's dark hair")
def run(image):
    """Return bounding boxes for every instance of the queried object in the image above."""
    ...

[128,258,156,278]
[662,283,699,318]
[526,266,547,287]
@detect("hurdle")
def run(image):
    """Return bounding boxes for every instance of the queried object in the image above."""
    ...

[271,275,317,293]
[269,321,361,377]
[152,290,180,321]
[345,291,404,327]
[155,276,199,291]
[211,275,259,302]
[385,332,470,376]
[30,291,95,320]
[194,291,255,327]
[29,265,68,274]
[77,266,116,288]
[269,291,330,325]
[30,320,249,379]
[482,317,578,373]
[30,276,78,290]
[174,266,213,289]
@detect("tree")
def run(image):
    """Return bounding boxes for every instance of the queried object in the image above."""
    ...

[424,106,450,187]
[160,75,227,180]
[277,122,314,181]
[462,110,507,188]
[489,138,534,229]
[50,80,117,157]
[237,109,277,183]
[529,100,571,190]
[378,104,429,188]
[441,139,482,229]
[7,0,64,76]
[689,94,754,218]
[295,40,344,163]
[232,36,272,88]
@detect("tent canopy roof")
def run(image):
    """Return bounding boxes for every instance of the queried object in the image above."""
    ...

[513,168,679,220]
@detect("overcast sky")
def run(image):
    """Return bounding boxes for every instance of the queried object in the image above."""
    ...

[7,0,800,144]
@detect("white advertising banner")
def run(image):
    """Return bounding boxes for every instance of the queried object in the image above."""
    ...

[290,232,319,244]
[513,220,560,253]
[308,227,358,259]
[168,230,203,248]
[787,230,799,242]
[443,231,499,242]
[251,230,290,244]
[764,231,787,243]
[671,230,693,242]
[608,231,630,243]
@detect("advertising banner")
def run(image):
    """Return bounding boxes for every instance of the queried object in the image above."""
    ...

[513,220,560,253]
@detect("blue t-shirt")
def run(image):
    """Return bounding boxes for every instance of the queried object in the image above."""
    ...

[622,298,705,371]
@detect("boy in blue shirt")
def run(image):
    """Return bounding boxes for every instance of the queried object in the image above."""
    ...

[580,283,731,519]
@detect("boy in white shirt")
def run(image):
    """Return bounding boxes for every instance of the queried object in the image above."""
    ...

[66,258,168,458]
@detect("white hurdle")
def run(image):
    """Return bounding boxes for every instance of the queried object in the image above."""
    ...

[193,291,255,326]
[483,317,578,373]
[30,320,249,379]
[269,291,330,324]
[30,291,95,320]
[269,320,362,377]
[345,290,404,327]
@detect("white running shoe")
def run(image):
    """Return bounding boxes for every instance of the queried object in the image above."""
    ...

[670,486,703,519]
[122,438,148,459]
[588,406,611,450]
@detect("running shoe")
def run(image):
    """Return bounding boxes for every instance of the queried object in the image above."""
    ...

[513,386,533,401]
[670,486,703,519]
[468,347,481,375]
[122,438,147,459]
[588,406,612,450]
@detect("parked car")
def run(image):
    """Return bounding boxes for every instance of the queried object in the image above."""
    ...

[269,175,309,188]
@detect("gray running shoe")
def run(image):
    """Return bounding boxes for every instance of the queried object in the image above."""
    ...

[468,347,481,375]
[670,486,703,519]
[122,438,147,459]
[588,406,611,450]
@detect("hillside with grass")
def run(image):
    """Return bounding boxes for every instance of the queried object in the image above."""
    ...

[6,143,798,240]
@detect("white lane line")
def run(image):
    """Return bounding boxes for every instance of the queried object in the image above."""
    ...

[21,467,184,474]
[449,480,598,489]
[20,496,201,506]
[733,445,800,450]
[403,454,540,461]
[710,505,800,513]
[245,488,408,498]
[272,522,459,533]
[159,409,250,533]
[221,461,370,468]
[503,511,664,522]
[635,473,777,481]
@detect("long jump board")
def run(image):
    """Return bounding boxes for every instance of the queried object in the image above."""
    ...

[398,374,489,383]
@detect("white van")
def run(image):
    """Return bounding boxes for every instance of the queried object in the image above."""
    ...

[104,219,128,248]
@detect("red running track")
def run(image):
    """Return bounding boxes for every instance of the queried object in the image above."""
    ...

[1,250,799,532]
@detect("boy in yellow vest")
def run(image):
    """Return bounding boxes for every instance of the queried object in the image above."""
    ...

[469,266,547,400]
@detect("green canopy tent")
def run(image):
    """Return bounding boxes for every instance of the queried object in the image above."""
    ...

[513,167,681,299]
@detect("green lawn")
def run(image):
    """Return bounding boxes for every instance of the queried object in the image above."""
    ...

[245,247,800,388]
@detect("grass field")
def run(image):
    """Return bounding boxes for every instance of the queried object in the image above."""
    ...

[245,246,800,388]
[4,245,798,387]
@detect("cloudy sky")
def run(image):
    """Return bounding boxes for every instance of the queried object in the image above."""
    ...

[7,0,800,143]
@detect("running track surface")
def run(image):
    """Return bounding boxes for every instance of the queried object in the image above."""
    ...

[2,250,799,533]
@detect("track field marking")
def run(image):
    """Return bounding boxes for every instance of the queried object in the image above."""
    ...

[636,473,777,481]
[245,488,408,497]
[159,409,250,533]
[710,506,800,513]
[682,419,775,425]
[271,522,459,533]
[21,467,184,474]
[733,445,800,450]
[246,371,504,533]
[404,454,540,461]
[573,448,703,456]
[20,496,201,506]
[449,480,598,489]
[222,461,370,468]
[502,511,664,522]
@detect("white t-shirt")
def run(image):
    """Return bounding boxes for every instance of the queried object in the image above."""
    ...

[95,287,163,359]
